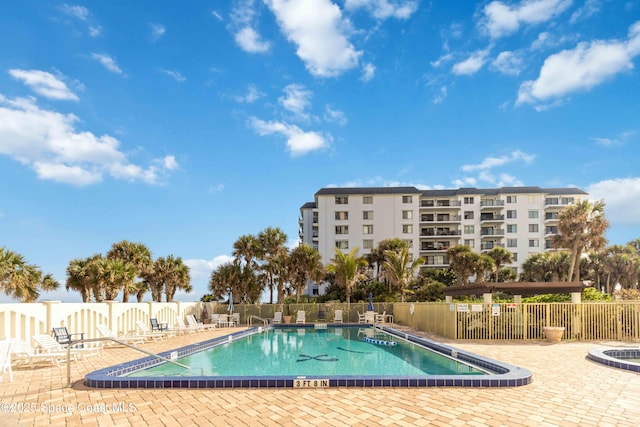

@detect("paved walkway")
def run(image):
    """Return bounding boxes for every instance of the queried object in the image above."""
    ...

[1,327,639,426]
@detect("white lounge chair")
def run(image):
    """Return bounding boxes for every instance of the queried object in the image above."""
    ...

[96,325,146,346]
[296,310,306,324]
[272,312,282,324]
[186,314,216,331]
[32,335,86,361]
[135,320,165,341]
[10,338,70,367]
[334,310,343,323]
[0,339,13,382]
[175,317,198,334]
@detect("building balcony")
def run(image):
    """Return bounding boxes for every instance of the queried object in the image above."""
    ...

[420,230,461,237]
[420,245,451,251]
[481,243,505,252]
[480,214,505,223]
[480,229,504,238]
[420,200,461,208]
[480,200,505,209]
[420,215,462,223]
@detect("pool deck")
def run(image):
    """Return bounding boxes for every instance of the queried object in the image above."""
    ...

[1,326,639,426]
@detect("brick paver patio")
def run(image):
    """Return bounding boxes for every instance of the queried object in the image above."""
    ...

[1,327,639,426]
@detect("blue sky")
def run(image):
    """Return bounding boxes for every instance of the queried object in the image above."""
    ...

[1,0,639,303]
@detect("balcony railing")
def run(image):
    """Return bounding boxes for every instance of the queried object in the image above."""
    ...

[480,214,505,222]
[480,229,505,236]
[420,215,462,222]
[480,200,505,208]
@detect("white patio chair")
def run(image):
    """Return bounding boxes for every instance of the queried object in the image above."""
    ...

[186,314,216,331]
[296,310,306,324]
[375,311,386,324]
[357,311,366,324]
[175,317,197,334]
[0,339,13,382]
[272,312,282,324]
[96,325,146,346]
[334,310,343,323]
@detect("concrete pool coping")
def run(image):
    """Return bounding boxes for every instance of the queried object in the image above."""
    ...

[84,324,532,388]
[587,347,640,372]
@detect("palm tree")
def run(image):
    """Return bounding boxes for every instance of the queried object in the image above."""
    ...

[66,256,100,302]
[381,247,425,302]
[446,245,480,286]
[0,247,59,302]
[107,241,153,302]
[233,234,260,271]
[486,246,513,282]
[553,200,609,282]
[93,257,136,301]
[151,255,191,302]
[257,227,288,304]
[208,262,243,300]
[370,238,408,279]
[474,254,495,283]
[288,243,325,302]
[325,247,368,305]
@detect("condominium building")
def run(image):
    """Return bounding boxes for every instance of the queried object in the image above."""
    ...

[298,186,588,295]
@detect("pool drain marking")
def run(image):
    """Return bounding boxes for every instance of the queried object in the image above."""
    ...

[296,354,339,362]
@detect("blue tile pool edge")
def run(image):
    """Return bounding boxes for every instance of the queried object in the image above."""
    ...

[587,348,640,373]
[84,325,533,389]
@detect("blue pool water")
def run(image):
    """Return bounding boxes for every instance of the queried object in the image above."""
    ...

[85,325,533,388]
[127,327,483,377]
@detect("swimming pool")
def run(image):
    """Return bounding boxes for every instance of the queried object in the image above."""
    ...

[587,348,640,372]
[85,325,532,388]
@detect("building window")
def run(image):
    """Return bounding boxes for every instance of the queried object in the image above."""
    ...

[464,225,474,234]
[402,195,413,203]
[529,239,539,247]
[507,239,517,248]
[363,239,373,249]
[464,239,474,248]
[529,224,539,232]
[512,253,518,262]
[335,225,348,235]
[507,196,517,203]
[335,196,348,205]
[561,197,575,205]
[507,224,517,233]
[363,225,374,234]
[464,211,474,220]
[335,240,348,249]
[363,211,373,220]
[528,210,539,219]
[335,211,348,220]
[464,197,474,204]
[363,196,373,204]
[507,210,517,219]
[402,210,413,219]
[402,224,413,234]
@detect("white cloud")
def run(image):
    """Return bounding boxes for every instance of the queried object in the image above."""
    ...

[462,150,535,172]
[160,69,186,82]
[491,51,524,75]
[361,63,376,81]
[230,0,271,54]
[212,10,224,21]
[150,23,166,41]
[278,84,312,118]
[517,21,640,106]
[480,0,572,39]
[91,53,124,75]
[430,53,453,68]
[432,86,447,104]
[591,131,636,146]
[235,84,264,103]
[249,117,329,156]
[60,4,89,21]
[570,0,602,24]
[185,255,234,281]
[324,105,348,125]
[452,48,491,75]
[344,0,419,20]
[265,0,361,77]
[9,69,79,101]
[88,26,102,37]
[0,95,175,186]
[588,177,640,226]
[235,27,271,53]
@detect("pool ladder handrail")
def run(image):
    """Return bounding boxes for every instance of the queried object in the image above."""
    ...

[247,315,269,327]
[63,337,191,388]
